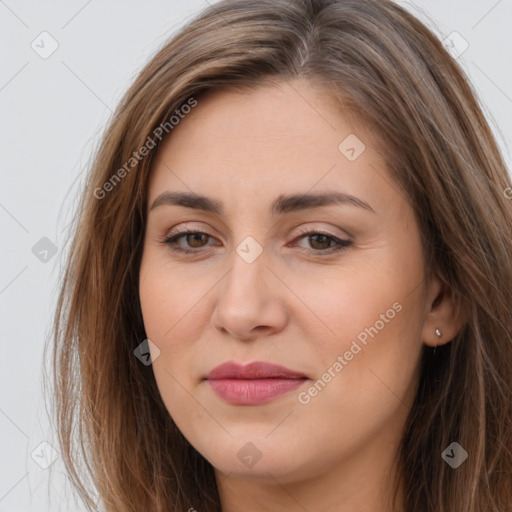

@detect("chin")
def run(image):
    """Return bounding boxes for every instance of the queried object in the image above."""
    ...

[196,434,316,482]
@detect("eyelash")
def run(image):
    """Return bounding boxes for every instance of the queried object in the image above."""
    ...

[161,227,352,256]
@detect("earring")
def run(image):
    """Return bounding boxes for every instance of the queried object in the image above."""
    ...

[435,328,442,337]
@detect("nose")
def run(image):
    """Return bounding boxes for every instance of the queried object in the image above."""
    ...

[210,246,288,341]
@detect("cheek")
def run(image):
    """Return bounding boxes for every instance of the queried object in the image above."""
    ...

[314,317,424,434]
[292,277,424,471]
[291,255,422,354]
[139,257,211,430]
[295,245,426,409]
[139,254,212,346]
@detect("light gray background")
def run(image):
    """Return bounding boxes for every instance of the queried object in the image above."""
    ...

[1,0,511,510]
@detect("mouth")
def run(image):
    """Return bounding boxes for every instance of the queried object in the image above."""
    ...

[205,361,308,405]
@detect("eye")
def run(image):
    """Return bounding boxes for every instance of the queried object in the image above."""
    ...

[291,229,352,255]
[163,229,215,254]
[161,227,352,255]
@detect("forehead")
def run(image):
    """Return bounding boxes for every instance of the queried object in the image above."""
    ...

[148,79,392,212]
[159,79,371,154]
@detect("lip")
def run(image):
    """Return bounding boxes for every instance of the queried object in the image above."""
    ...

[205,361,308,405]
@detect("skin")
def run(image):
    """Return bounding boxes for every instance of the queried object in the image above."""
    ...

[139,78,462,512]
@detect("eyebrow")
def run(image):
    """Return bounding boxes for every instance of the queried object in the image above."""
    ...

[149,190,375,215]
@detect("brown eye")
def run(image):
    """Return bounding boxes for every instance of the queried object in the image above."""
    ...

[163,230,215,253]
[186,233,209,248]
[293,230,352,255]
[307,234,333,250]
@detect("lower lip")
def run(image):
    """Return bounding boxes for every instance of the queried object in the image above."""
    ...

[207,378,306,405]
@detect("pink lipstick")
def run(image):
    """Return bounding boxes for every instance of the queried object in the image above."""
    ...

[205,361,307,405]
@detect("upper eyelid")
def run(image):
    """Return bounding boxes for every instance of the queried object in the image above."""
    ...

[165,222,352,239]
[166,227,347,239]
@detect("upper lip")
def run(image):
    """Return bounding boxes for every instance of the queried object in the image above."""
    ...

[206,361,307,380]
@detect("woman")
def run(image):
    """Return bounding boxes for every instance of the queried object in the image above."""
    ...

[51,0,512,510]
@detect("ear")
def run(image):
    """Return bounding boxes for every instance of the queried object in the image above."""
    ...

[422,272,465,347]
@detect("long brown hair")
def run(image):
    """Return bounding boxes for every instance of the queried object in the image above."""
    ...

[49,0,512,510]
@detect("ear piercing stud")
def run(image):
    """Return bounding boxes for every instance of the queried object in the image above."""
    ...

[435,328,442,337]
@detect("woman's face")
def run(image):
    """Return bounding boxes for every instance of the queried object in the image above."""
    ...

[139,79,432,489]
